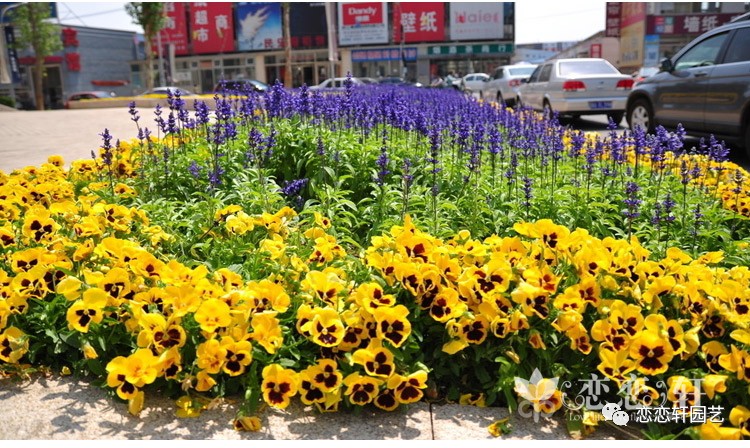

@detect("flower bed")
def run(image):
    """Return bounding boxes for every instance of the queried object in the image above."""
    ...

[1,82,750,439]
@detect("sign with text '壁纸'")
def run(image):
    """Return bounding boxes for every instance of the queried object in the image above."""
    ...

[393,2,444,43]
[338,2,389,46]
[449,3,504,41]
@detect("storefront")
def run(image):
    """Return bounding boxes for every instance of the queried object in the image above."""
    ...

[11,25,138,109]
[134,2,516,91]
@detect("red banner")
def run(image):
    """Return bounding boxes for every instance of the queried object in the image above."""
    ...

[620,2,646,28]
[393,2,444,43]
[156,2,188,56]
[647,13,741,35]
[190,2,235,54]
[605,2,621,38]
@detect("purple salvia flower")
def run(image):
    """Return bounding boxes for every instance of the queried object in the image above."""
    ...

[522,176,533,208]
[128,101,140,124]
[662,193,676,223]
[375,142,390,186]
[188,161,202,179]
[623,181,641,219]
[194,100,210,126]
[99,128,113,166]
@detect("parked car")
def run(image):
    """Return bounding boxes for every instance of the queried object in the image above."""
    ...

[517,58,634,124]
[64,91,115,109]
[309,77,367,91]
[482,63,538,106]
[213,79,269,94]
[138,86,195,97]
[626,13,750,155]
[459,73,490,93]
[377,77,423,88]
[631,66,659,84]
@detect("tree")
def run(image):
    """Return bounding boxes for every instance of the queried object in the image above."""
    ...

[282,2,292,87]
[125,2,165,92]
[12,3,62,110]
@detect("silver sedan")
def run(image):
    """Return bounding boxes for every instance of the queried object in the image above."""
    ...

[517,58,634,124]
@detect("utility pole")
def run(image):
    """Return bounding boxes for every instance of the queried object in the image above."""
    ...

[325,2,337,79]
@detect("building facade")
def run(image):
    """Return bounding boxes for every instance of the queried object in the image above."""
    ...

[138,2,516,92]
[5,25,138,109]
[606,2,750,73]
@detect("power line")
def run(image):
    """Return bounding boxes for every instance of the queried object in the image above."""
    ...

[59,3,124,21]
[59,3,87,26]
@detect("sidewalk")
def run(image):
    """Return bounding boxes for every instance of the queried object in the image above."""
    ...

[0,107,634,440]
[0,373,631,440]
[0,107,159,174]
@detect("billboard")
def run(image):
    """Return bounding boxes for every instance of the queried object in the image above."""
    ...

[156,2,188,56]
[190,2,234,54]
[647,13,742,35]
[449,3,504,41]
[619,2,646,68]
[605,2,621,38]
[236,2,283,51]
[338,2,388,46]
[393,2,444,43]
[290,3,327,49]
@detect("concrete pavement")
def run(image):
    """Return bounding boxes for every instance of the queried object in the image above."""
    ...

[0,373,633,440]
[0,107,635,440]
[0,107,163,173]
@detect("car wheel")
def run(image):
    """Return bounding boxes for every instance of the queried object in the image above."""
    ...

[542,100,553,121]
[628,98,654,134]
[608,112,625,127]
[496,92,504,106]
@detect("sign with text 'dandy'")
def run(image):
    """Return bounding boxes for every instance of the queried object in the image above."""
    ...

[338,2,389,46]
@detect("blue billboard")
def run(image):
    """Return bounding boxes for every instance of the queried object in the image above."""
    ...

[235,2,283,52]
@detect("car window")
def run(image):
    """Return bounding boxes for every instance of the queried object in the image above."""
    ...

[674,32,729,70]
[538,64,552,82]
[494,68,503,79]
[528,66,542,83]
[508,67,536,76]
[722,27,750,64]
[559,60,618,76]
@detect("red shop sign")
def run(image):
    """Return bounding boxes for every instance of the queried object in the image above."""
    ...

[190,2,235,54]
[393,2,444,43]
[154,2,189,56]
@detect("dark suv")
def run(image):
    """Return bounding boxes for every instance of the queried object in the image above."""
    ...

[213,79,269,94]
[626,13,750,155]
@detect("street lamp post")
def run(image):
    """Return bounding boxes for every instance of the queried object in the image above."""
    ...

[1,3,23,108]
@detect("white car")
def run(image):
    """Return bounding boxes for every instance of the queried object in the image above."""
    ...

[481,63,537,106]
[517,58,634,124]
[309,77,366,91]
[459,73,490,93]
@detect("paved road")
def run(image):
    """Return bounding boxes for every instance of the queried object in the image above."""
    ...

[0,107,159,173]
